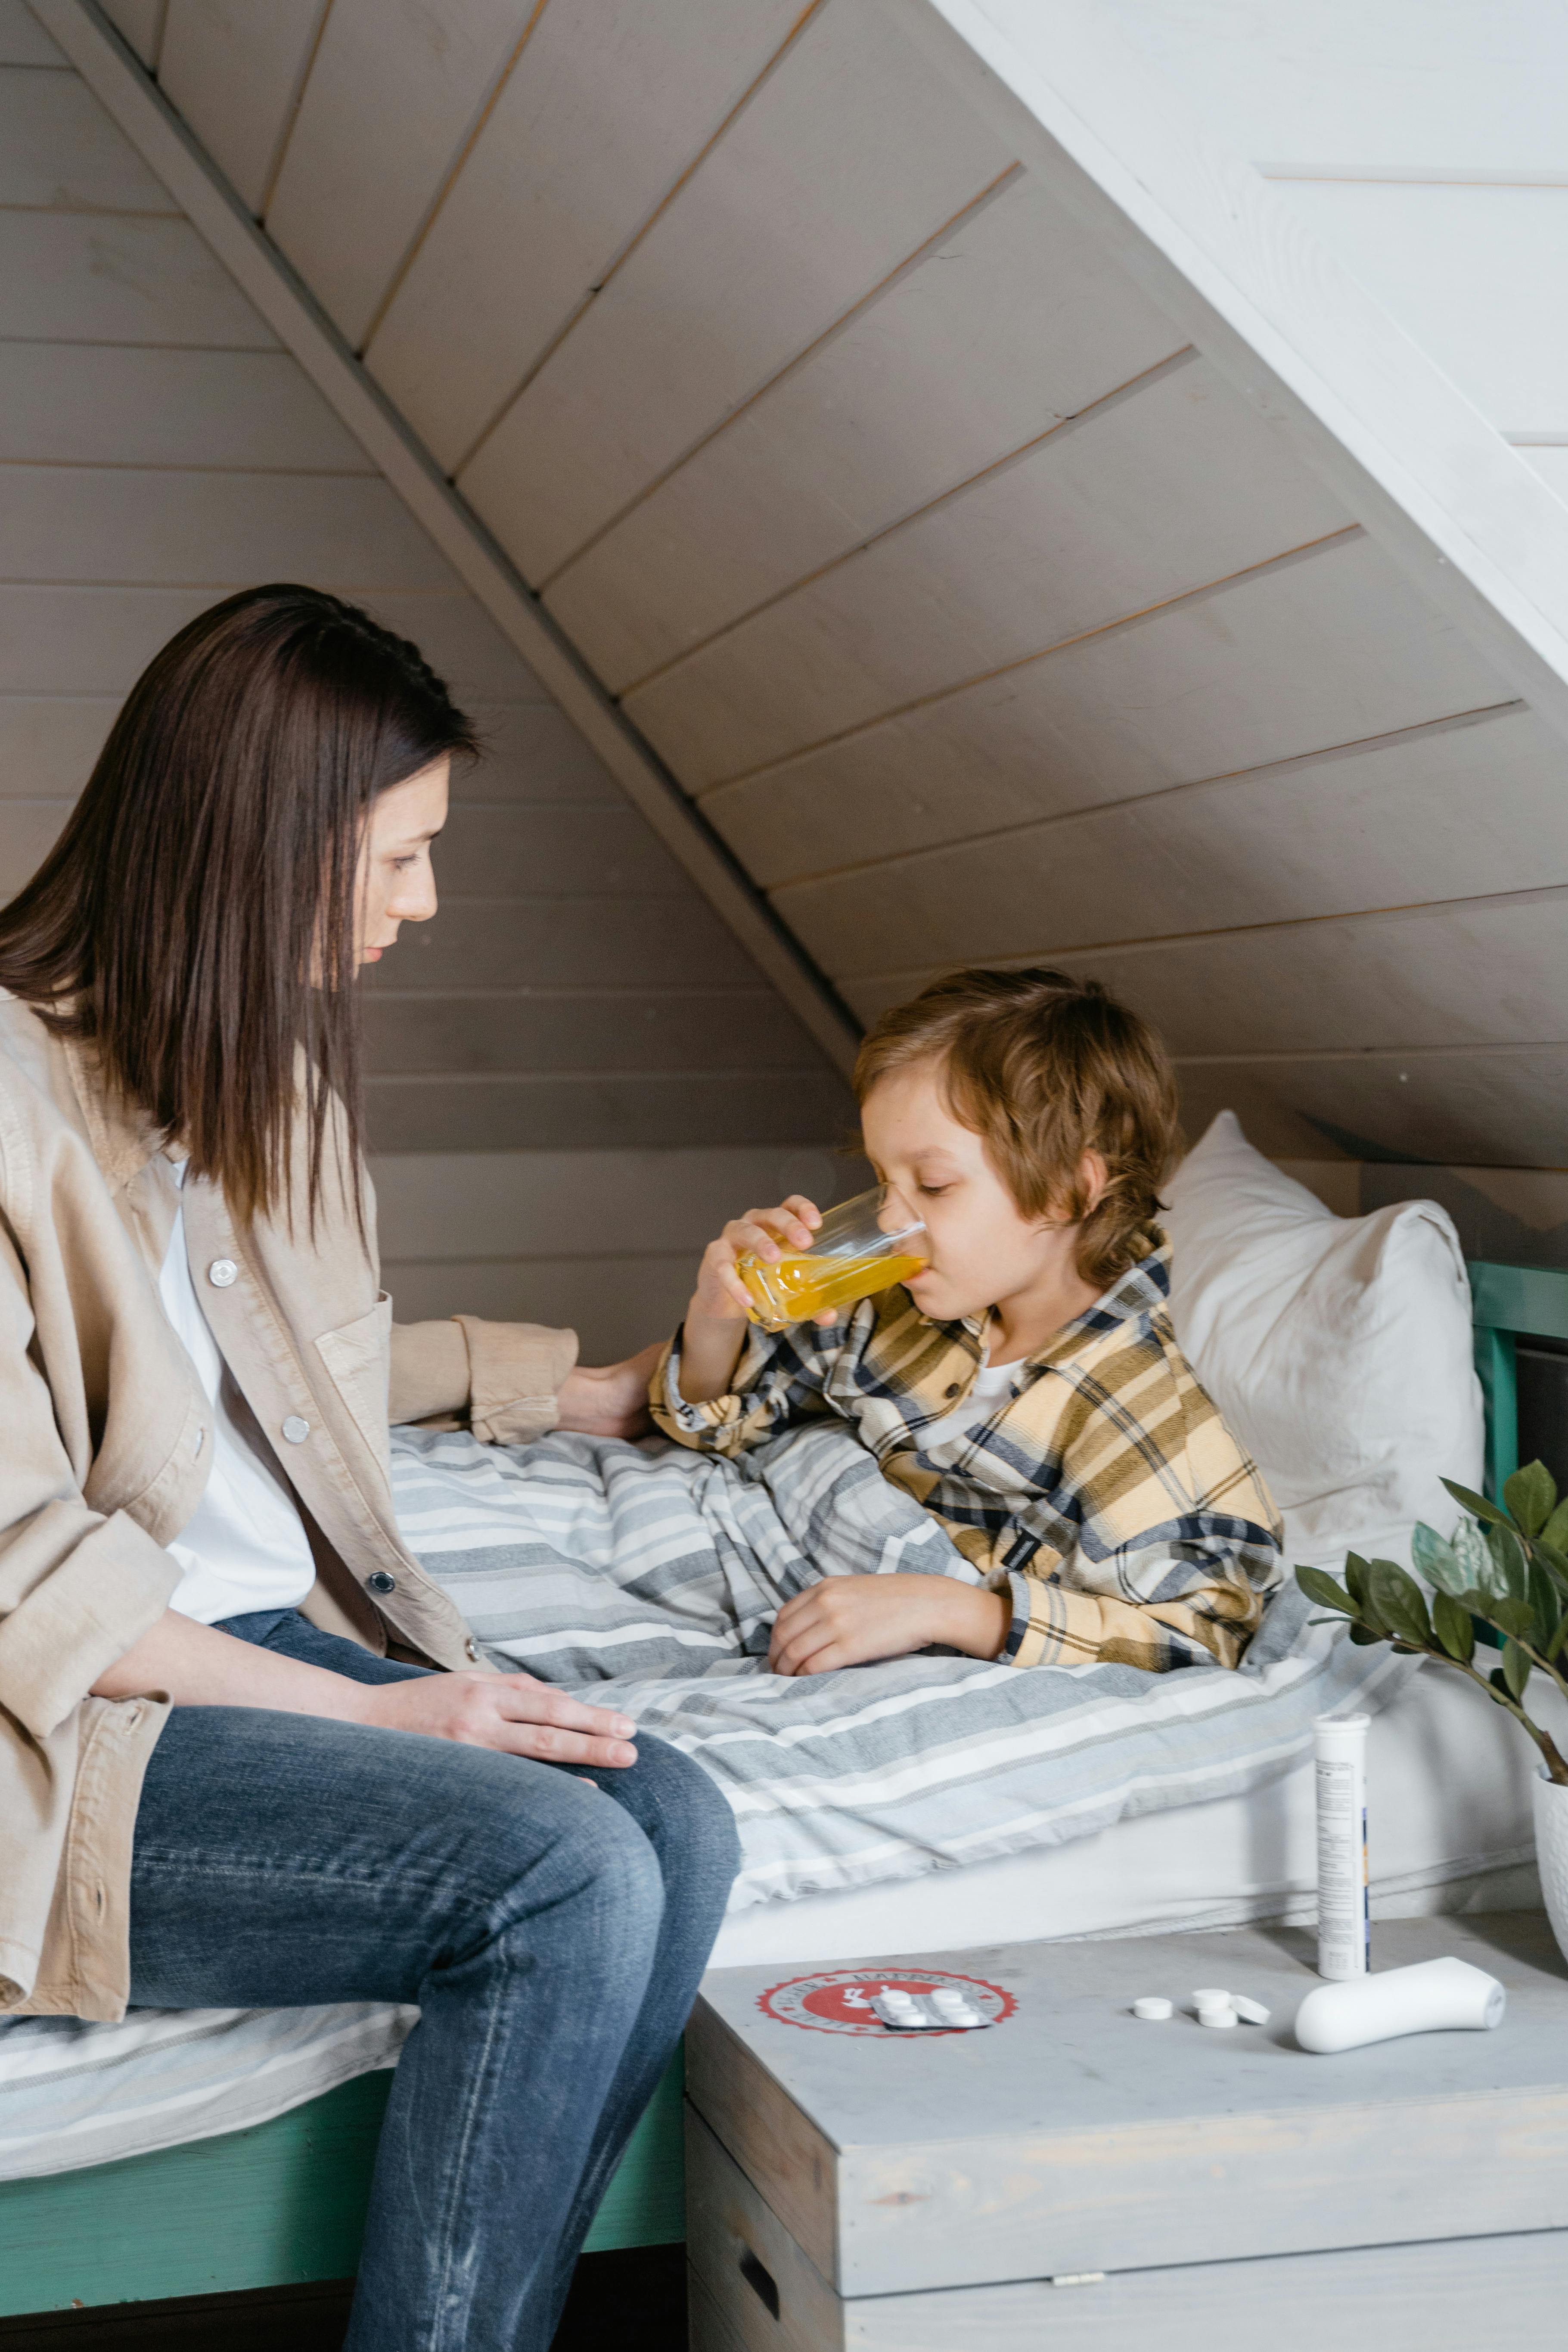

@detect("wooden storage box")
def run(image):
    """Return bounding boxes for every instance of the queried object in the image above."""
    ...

[685,1912,1568,2349]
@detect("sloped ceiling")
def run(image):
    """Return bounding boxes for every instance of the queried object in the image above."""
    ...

[81,0,1568,1166]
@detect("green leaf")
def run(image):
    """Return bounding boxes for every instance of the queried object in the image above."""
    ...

[1504,1460,1557,1538]
[1411,1522,1469,1597]
[1348,1622,1383,1645]
[1295,1566,1359,1618]
[1484,1521,1530,1599]
[1528,1535,1568,1600]
[1452,1518,1496,1594]
[1366,1559,1432,1649]
[1490,1666,1513,1699]
[1503,1637,1532,1702]
[1432,1590,1475,1663]
[1486,1595,1534,1643]
[1344,1552,1374,1613]
[1543,1500,1568,1554]
[1442,1479,1515,1532]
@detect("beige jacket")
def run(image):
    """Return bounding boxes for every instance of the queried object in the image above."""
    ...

[0,997,576,2022]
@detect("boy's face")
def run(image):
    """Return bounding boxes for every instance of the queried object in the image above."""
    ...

[860,1059,1091,1329]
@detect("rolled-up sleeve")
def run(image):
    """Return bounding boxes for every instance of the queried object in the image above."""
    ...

[389,1315,578,1442]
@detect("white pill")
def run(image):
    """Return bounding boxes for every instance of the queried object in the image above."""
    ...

[1198,2004,1238,2029]
[1231,1995,1271,2026]
[1132,1996,1173,2021]
[932,1989,966,2009]
[1192,1987,1230,2005]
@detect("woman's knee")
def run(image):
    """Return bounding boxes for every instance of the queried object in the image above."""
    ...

[611,1734,741,1888]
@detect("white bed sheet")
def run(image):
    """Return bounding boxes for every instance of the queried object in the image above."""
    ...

[709,1661,1552,1968]
[3,1667,1552,2179]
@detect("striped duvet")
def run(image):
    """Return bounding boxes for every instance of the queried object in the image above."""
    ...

[391,1424,1404,1912]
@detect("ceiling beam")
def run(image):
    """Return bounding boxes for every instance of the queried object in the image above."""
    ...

[31,0,863,1078]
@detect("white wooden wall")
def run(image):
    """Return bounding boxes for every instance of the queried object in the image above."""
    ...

[2,7,854,1358]
[1094,0,1568,506]
[81,0,1568,1168]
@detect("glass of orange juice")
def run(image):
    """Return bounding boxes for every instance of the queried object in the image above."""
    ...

[736,1186,928,1333]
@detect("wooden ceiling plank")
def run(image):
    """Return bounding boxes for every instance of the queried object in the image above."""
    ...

[158,0,329,217]
[1277,181,1568,435]
[1176,1051,1568,1171]
[908,0,1568,749]
[0,207,276,344]
[97,0,162,68]
[774,704,1561,978]
[0,57,174,206]
[703,532,1511,888]
[264,0,543,351]
[1084,0,1568,180]
[0,694,117,798]
[37,0,861,1075]
[0,464,460,590]
[544,171,1186,691]
[625,355,1350,788]
[364,0,811,476]
[0,1,64,65]
[456,0,1014,583]
[0,344,373,471]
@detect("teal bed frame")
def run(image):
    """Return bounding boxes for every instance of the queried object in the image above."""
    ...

[5,1255,1566,2320]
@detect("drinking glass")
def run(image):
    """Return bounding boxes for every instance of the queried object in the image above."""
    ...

[736,1185,928,1332]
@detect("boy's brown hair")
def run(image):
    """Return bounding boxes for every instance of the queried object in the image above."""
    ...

[853,967,1179,1289]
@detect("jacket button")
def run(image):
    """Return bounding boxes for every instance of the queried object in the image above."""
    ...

[208,1258,238,1288]
[465,1637,479,1661]
[367,1570,396,1595]
[944,1383,963,1398]
[281,1415,310,1444]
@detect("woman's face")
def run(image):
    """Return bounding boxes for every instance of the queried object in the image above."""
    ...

[356,758,449,966]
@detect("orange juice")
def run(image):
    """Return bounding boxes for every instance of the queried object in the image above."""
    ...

[736,1243,929,1332]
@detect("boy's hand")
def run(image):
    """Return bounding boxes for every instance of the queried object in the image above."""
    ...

[689,1195,823,1325]
[769,1576,1010,1676]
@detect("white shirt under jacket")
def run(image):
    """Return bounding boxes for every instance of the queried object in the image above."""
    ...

[157,1159,316,1624]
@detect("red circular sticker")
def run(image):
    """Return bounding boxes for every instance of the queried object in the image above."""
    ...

[757,1966,1015,2035]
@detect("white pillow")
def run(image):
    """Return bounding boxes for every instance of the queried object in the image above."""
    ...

[1162,1112,1483,1568]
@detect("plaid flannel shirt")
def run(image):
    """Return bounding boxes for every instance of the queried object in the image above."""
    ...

[653,1236,1282,1673]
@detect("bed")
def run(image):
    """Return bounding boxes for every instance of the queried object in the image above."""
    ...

[3,1116,1562,2320]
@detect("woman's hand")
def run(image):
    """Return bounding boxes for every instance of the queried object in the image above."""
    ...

[768,1576,1010,1676]
[348,1670,638,1770]
[555,1343,664,1440]
[95,1610,640,1770]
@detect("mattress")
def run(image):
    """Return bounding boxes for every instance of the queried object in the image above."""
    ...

[709,1660,1551,1967]
[1,1661,1550,2180]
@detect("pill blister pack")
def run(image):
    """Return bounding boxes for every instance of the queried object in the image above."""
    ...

[869,1986,992,2031]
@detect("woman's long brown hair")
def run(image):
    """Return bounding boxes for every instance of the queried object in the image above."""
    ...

[0,584,476,1231]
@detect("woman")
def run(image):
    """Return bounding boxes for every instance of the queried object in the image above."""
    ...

[0,585,739,2350]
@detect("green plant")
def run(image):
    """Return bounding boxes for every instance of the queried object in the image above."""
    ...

[1296,1460,1568,1786]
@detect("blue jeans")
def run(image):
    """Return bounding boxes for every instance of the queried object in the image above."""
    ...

[127,1609,739,2351]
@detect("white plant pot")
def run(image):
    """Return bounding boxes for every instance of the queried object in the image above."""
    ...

[1532,1770,1568,1970]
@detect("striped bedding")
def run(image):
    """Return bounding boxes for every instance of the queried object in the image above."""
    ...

[391,1423,1405,1911]
[0,2001,412,2180]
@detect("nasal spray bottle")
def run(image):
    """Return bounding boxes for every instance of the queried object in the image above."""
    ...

[1313,1712,1370,1981]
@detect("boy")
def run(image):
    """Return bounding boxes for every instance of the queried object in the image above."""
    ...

[652,967,1282,1678]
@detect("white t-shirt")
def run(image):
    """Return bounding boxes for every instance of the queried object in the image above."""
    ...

[917,1349,1027,1456]
[157,1162,316,1625]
